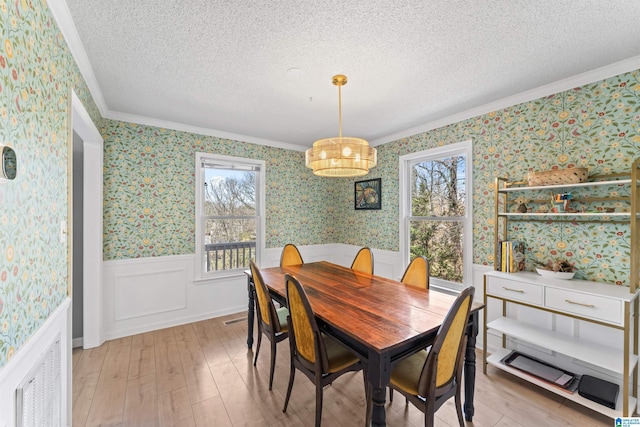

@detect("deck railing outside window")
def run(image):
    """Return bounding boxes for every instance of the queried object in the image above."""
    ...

[205,241,256,271]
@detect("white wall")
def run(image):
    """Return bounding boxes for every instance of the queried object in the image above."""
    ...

[0,299,70,427]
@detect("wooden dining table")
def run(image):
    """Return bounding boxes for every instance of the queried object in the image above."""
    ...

[246,261,484,427]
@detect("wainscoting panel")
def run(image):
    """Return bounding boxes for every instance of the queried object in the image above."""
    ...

[114,268,187,321]
[103,255,247,341]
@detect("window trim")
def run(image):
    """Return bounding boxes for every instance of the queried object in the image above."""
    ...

[195,152,266,280]
[399,140,473,291]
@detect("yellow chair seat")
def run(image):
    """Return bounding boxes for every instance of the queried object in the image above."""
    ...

[276,306,289,333]
[390,349,428,396]
[323,334,360,373]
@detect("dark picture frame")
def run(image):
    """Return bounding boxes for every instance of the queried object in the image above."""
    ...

[354,178,381,210]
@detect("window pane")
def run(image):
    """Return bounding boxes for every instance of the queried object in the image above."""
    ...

[410,220,463,284]
[411,155,466,217]
[204,218,256,271]
[204,169,256,216]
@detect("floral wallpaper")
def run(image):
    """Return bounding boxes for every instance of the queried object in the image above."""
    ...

[101,120,335,259]
[339,71,640,286]
[0,0,101,368]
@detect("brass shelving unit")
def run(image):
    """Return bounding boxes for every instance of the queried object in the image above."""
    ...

[484,160,640,417]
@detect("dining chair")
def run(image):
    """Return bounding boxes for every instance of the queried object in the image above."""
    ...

[280,243,304,267]
[386,286,475,427]
[401,256,430,289]
[282,273,366,427]
[250,261,289,390]
[350,247,374,274]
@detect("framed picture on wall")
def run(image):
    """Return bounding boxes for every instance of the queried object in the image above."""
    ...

[354,178,381,210]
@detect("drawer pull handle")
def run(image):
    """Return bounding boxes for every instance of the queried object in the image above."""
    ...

[502,287,525,293]
[565,299,595,308]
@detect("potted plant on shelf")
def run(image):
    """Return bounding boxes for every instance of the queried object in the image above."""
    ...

[534,258,576,280]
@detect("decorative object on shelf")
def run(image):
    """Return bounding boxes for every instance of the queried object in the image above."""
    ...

[502,350,579,392]
[515,196,528,213]
[527,167,588,186]
[497,241,525,272]
[552,192,578,212]
[535,258,576,280]
[305,74,377,177]
[535,268,575,280]
[354,178,381,210]
[578,375,620,409]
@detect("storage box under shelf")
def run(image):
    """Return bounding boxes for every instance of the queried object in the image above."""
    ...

[487,349,636,419]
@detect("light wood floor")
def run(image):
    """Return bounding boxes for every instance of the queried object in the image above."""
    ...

[72,312,613,426]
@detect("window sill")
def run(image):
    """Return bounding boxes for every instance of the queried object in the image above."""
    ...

[194,270,247,285]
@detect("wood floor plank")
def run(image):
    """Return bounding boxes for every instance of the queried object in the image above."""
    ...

[131,331,155,349]
[192,396,233,427]
[75,345,109,376]
[73,347,82,371]
[210,360,270,426]
[129,344,156,379]
[85,378,127,427]
[182,364,220,404]
[155,334,187,394]
[72,369,100,427]
[100,341,131,382]
[123,373,158,426]
[158,387,196,427]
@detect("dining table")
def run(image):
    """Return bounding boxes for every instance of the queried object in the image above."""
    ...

[245,261,484,427]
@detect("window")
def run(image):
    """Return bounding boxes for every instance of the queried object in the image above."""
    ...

[399,140,472,291]
[195,153,265,278]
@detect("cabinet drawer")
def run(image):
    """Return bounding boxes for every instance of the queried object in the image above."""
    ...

[545,288,622,325]
[486,278,543,305]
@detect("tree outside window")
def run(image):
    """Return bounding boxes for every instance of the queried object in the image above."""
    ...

[409,155,466,284]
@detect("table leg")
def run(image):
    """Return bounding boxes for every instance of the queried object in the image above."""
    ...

[464,310,479,421]
[247,275,255,349]
[368,352,390,427]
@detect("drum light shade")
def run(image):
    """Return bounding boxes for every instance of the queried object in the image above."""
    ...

[305,75,377,177]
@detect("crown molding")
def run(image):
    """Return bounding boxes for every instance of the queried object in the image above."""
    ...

[105,110,306,152]
[370,55,640,147]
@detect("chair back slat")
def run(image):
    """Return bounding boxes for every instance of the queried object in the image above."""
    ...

[401,256,429,289]
[285,274,329,372]
[250,261,281,331]
[351,247,374,274]
[418,286,474,394]
[280,244,304,267]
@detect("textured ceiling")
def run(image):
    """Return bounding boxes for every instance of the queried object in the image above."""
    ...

[64,0,640,149]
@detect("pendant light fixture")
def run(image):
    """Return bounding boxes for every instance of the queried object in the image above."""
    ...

[305,75,377,177]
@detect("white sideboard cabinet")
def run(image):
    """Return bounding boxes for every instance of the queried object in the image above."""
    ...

[483,270,639,417]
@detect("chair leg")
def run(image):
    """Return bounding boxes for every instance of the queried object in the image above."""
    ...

[315,381,323,427]
[454,388,464,427]
[253,328,262,367]
[425,398,435,427]
[268,336,277,390]
[363,370,371,427]
[389,387,393,403]
[282,364,295,413]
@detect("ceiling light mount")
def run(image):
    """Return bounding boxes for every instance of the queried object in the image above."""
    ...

[305,74,377,177]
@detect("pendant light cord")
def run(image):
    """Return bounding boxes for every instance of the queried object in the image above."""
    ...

[338,83,342,139]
